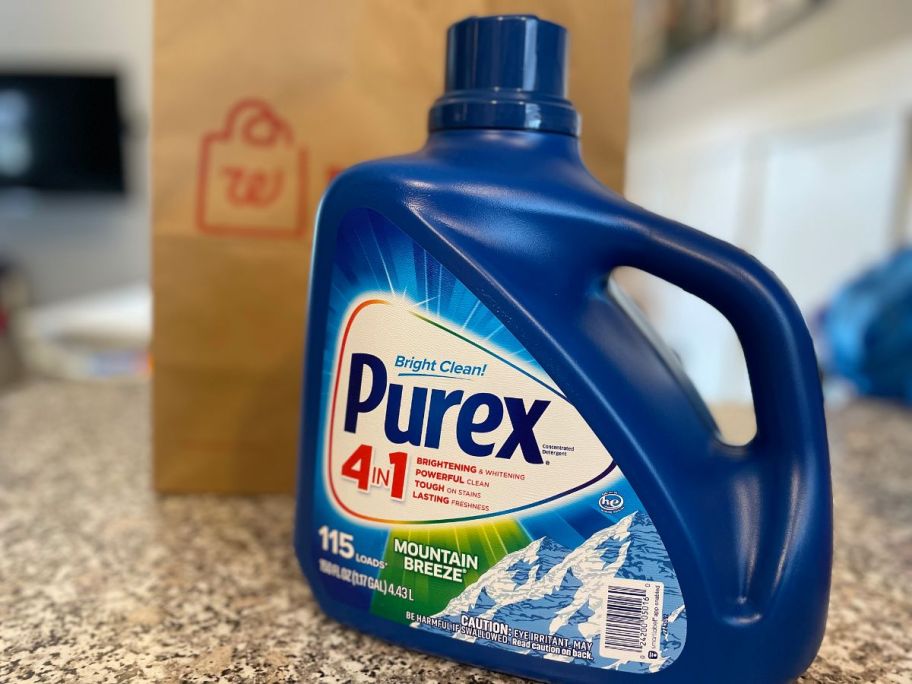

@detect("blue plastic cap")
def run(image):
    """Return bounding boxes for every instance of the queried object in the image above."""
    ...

[429,15,581,136]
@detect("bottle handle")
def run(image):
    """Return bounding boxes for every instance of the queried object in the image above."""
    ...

[603,206,828,468]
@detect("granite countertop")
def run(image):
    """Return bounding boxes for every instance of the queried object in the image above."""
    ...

[0,381,910,683]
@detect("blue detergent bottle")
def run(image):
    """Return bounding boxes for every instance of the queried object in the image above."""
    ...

[295,15,832,683]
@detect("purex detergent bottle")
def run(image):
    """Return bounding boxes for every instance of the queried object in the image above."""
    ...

[295,15,832,684]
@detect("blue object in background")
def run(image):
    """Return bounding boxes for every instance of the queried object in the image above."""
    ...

[823,247,912,402]
[295,15,832,684]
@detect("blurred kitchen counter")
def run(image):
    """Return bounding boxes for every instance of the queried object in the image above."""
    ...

[0,381,909,683]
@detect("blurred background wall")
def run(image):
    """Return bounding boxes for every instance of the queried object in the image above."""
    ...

[625,0,912,404]
[0,0,151,304]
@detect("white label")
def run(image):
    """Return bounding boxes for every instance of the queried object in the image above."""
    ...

[326,295,618,524]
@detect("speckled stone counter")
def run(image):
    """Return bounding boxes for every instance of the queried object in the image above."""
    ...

[0,381,910,683]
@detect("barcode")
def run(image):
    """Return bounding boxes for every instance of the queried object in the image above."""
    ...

[599,578,664,662]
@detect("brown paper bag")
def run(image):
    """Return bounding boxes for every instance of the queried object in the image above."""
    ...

[152,0,631,493]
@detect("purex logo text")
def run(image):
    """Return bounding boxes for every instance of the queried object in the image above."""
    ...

[344,353,550,464]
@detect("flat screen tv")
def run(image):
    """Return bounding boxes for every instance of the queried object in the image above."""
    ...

[0,73,125,193]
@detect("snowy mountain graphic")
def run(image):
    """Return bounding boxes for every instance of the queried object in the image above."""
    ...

[412,511,686,673]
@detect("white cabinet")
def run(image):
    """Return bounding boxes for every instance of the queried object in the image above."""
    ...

[625,145,752,404]
[624,111,910,404]
[753,116,906,312]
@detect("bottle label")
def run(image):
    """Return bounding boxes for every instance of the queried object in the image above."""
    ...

[311,209,687,673]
